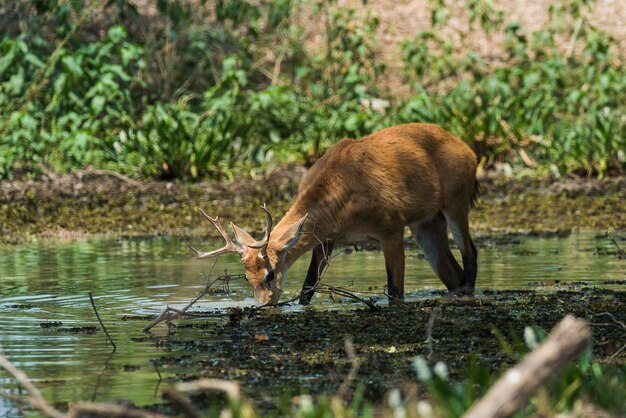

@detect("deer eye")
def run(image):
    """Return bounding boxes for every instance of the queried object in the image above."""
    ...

[265,271,275,283]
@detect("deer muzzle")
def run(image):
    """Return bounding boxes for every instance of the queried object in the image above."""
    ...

[253,284,282,306]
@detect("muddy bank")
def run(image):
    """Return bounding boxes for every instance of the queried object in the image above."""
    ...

[1,168,625,244]
[122,288,626,414]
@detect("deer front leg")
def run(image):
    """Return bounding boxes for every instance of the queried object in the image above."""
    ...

[381,233,405,303]
[299,241,333,304]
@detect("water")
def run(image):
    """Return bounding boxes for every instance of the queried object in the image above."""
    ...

[0,233,624,414]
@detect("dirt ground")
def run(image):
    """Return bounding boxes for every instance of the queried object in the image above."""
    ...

[0,168,625,244]
[119,288,626,415]
[3,170,625,415]
[1,168,625,245]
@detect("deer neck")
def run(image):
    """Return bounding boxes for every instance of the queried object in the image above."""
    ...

[275,203,332,269]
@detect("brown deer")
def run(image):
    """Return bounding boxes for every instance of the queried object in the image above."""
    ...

[191,123,479,305]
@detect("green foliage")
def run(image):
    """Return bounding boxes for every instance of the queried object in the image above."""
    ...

[0,0,624,179]
[299,4,384,101]
[0,25,144,177]
[411,325,626,417]
[398,0,625,176]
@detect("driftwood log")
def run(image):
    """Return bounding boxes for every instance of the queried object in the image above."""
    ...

[462,315,591,418]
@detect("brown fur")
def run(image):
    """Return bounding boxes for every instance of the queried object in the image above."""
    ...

[229,123,478,304]
[284,124,476,261]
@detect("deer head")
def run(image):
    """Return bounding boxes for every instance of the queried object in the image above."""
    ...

[190,205,307,305]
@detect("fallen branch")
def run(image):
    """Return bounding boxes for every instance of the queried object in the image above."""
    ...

[88,292,116,352]
[337,337,362,397]
[77,168,145,189]
[607,343,626,362]
[173,379,247,418]
[316,285,380,311]
[161,387,201,418]
[174,378,240,400]
[569,302,626,361]
[144,260,246,332]
[462,315,591,418]
[384,291,414,308]
[584,310,626,330]
[0,349,65,418]
[67,403,167,418]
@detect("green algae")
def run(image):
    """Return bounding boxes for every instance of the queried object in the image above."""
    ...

[1,172,624,244]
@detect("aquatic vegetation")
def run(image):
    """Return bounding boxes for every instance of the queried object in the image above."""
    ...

[1,172,624,244]
[123,290,626,416]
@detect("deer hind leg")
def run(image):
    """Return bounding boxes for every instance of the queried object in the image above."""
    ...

[410,212,465,292]
[299,241,333,305]
[444,207,477,294]
[380,232,406,303]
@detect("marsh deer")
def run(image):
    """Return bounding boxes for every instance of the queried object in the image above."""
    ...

[192,123,479,305]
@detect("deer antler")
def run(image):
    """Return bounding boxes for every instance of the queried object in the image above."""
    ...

[187,208,246,258]
[248,203,273,257]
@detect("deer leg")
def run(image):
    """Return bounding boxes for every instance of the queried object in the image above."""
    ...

[410,212,465,292]
[299,241,333,305]
[381,233,405,303]
[444,208,478,294]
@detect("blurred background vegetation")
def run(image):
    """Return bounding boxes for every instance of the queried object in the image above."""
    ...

[0,0,624,180]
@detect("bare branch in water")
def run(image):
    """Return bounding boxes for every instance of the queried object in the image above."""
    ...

[88,292,116,352]
[144,259,246,332]
[608,234,626,259]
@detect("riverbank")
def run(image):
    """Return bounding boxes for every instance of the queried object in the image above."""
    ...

[1,168,625,244]
[1,169,625,417]
[31,288,625,417]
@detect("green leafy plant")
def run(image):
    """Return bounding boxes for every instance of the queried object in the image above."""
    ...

[0,25,144,177]
[412,325,625,417]
[398,0,625,176]
[0,0,623,179]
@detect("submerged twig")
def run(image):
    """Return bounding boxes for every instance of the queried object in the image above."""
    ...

[153,362,162,381]
[88,292,116,353]
[607,235,626,259]
[91,351,114,402]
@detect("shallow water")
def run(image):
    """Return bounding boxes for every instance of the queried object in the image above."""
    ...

[0,233,624,414]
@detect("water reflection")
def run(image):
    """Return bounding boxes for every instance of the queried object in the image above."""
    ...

[0,233,624,413]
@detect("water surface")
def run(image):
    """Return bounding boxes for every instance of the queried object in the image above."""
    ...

[0,233,623,414]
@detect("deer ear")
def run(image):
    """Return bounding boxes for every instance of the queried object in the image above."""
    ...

[277,214,308,253]
[230,222,256,248]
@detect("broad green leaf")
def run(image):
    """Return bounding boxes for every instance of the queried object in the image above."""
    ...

[91,96,106,114]
[62,56,83,77]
